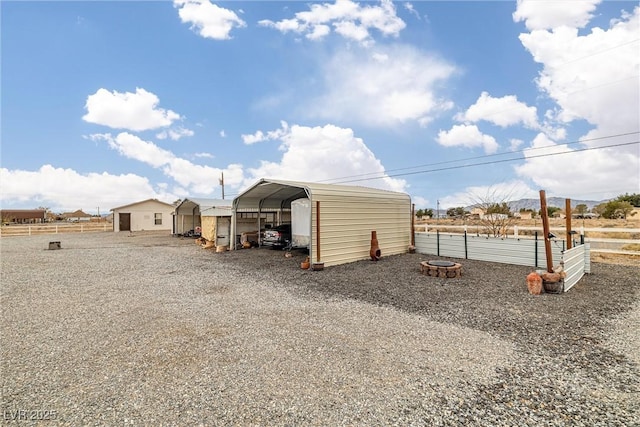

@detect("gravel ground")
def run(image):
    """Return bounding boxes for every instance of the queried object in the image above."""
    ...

[1,232,638,426]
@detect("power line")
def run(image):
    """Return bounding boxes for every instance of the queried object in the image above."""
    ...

[331,140,640,184]
[225,132,639,197]
[555,38,640,66]
[319,131,640,184]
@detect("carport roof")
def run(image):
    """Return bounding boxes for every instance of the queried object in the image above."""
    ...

[111,198,173,211]
[175,198,232,216]
[233,178,409,210]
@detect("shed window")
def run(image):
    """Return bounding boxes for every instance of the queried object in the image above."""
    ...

[154,213,162,225]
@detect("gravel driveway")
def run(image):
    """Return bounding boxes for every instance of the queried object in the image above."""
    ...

[1,232,638,426]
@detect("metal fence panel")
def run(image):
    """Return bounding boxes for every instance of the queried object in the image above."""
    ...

[416,232,572,268]
[438,233,466,258]
[562,245,589,291]
[467,236,536,266]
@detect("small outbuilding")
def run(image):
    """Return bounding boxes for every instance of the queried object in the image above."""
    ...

[173,198,232,245]
[111,199,174,232]
[232,179,412,267]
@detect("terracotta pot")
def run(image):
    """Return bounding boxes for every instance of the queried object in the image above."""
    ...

[370,230,381,261]
[301,261,310,269]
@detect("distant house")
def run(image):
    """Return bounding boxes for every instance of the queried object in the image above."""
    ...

[111,199,174,232]
[470,207,509,221]
[0,209,46,224]
[61,209,92,222]
[516,211,533,220]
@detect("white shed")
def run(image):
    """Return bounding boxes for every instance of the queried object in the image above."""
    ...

[173,198,232,245]
[232,179,412,267]
[111,199,174,232]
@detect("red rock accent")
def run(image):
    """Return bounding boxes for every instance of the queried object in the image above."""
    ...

[526,272,543,295]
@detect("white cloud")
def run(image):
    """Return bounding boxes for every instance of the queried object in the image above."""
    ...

[0,165,176,213]
[241,122,407,193]
[411,195,429,209]
[89,133,174,168]
[174,0,246,40]
[89,133,244,196]
[456,91,539,129]
[514,5,640,200]
[440,180,538,209]
[259,0,405,45]
[219,130,226,138]
[83,88,180,131]
[515,132,640,200]
[513,0,601,31]
[436,124,499,154]
[156,127,195,141]
[242,131,266,145]
[194,152,214,159]
[404,3,420,20]
[307,45,456,127]
[519,8,640,130]
[509,138,524,151]
[242,121,289,144]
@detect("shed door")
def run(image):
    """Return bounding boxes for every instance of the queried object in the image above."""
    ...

[216,217,231,246]
[119,213,131,231]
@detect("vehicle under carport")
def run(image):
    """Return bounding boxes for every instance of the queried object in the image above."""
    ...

[231,179,412,267]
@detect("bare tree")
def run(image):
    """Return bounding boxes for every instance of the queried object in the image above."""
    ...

[467,186,520,238]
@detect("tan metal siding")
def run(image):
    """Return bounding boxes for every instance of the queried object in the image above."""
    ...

[310,195,411,267]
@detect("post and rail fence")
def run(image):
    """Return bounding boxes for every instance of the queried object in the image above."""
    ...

[0,222,112,237]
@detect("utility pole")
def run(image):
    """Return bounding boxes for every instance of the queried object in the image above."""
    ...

[436,199,440,224]
[219,173,225,199]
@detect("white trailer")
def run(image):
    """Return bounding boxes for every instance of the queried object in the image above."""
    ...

[291,198,311,249]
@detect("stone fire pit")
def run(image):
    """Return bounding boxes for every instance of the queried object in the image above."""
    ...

[420,260,462,278]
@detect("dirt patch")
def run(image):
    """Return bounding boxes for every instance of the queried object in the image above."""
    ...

[591,252,640,266]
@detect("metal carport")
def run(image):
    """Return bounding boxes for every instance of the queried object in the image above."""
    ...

[173,198,232,238]
[232,179,412,267]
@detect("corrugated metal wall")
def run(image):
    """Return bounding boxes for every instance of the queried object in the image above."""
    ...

[310,187,411,267]
[562,244,590,291]
[416,232,590,292]
[415,232,566,268]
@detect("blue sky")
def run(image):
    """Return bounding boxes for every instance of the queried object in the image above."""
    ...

[2,0,639,213]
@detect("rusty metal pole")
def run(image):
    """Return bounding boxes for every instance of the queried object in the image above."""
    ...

[411,203,415,247]
[566,199,572,250]
[539,190,554,272]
